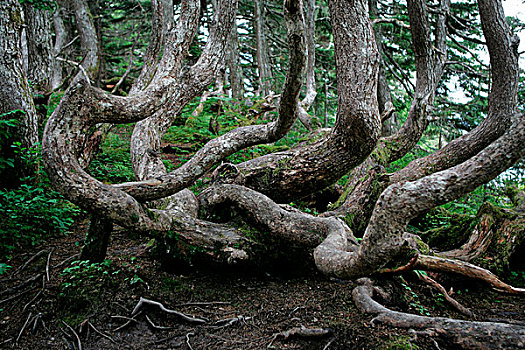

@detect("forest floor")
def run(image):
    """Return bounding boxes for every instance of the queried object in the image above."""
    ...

[1,222,524,350]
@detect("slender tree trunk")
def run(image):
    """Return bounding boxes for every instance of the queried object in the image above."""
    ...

[130,0,174,95]
[227,20,244,99]
[254,0,273,96]
[297,0,317,130]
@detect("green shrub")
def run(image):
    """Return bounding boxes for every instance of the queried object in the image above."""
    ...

[0,183,80,257]
[0,124,80,258]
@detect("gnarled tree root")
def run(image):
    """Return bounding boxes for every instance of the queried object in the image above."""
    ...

[415,255,525,295]
[352,281,525,349]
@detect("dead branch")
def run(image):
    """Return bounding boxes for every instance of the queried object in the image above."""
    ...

[61,320,82,350]
[22,275,46,312]
[353,283,525,349]
[416,272,472,317]
[52,253,80,269]
[415,255,525,294]
[30,313,43,334]
[132,297,208,324]
[0,287,35,306]
[176,301,231,307]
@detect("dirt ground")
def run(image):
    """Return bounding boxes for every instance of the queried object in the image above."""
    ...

[1,223,524,350]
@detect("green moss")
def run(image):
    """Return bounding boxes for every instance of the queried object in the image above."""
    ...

[417,207,477,251]
[371,143,391,166]
[381,335,419,350]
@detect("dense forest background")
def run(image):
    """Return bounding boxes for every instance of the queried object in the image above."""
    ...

[1,0,525,348]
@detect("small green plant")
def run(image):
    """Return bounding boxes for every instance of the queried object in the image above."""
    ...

[59,259,117,313]
[0,263,11,275]
[507,270,525,287]
[0,142,80,257]
[400,278,431,316]
[60,259,114,294]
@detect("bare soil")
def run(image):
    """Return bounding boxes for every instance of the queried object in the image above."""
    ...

[1,223,524,350]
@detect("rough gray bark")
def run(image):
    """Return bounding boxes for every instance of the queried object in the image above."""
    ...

[313,0,520,279]
[72,0,100,83]
[315,111,524,279]
[0,0,38,150]
[323,0,449,231]
[227,0,381,203]
[23,3,54,94]
[353,281,525,349]
[129,0,174,95]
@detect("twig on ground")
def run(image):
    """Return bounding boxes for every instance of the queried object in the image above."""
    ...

[52,254,80,269]
[0,288,34,306]
[88,321,116,343]
[176,301,231,307]
[22,276,45,312]
[323,336,336,350]
[30,313,43,334]
[111,312,142,332]
[186,332,195,350]
[212,315,251,329]
[16,312,32,344]
[61,320,82,350]
[45,249,53,281]
[132,297,208,324]
[0,338,13,346]
[12,250,48,277]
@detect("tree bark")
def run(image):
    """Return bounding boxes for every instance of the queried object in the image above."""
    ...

[230,0,381,203]
[129,0,174,95]
[296,0,317,131]
[22,3,54,94]
[438,202,525,277]
[254,0,274,96]
[0,0,38,186]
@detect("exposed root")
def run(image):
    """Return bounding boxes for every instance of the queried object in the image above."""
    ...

[16,312,32,344]
[145,315,174,330]
[111,313,141,332]
[416,271,472,317]
[416,255,525,294]
[61,320,82,350]
[131,297,208,324]
[87,321,116,344]
[352,281,525,349]
[212,315,252,330]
